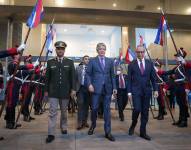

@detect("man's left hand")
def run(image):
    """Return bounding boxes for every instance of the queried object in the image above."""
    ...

[113,89,117,96]
[70,90,76,99]
[153,91,159,98]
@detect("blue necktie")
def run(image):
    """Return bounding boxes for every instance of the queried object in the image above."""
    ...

[100,57,105,70]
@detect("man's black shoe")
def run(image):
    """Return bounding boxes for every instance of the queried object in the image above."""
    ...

[0,137,4,141]
[105,133,115,142]
[178,121,187,128]
[172,120,181,126]
[61,130,67,134]
[29,116,35,120]
[88,126,94,135]
[76,125,83,130]
[120,117,124,121]
[23,116,30,122]
[46,135,55,143]
[128,127,134,135]
[6,123,14,129]
[157,115,164,120]
[140,134,151,141]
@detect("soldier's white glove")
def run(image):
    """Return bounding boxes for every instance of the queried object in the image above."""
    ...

[17,43,26,53]
[33,59,39,67]
[40,65,46,71]
[177,56,186,64]
[185,89,190,95]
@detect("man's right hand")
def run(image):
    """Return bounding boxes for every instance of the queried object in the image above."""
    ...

[128,94,132,102]
[88,84,94,93]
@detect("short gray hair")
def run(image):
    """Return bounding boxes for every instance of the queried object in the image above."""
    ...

[136,45,145,51]
[96,43,106,51]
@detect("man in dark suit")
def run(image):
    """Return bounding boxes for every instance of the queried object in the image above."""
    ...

[76,55,90,130]
[86,43,117,142]
[115,66,128,121]
[127,45,158,141]
[45,41,76,143]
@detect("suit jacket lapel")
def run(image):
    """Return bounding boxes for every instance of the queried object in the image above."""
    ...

[144,60,148,75]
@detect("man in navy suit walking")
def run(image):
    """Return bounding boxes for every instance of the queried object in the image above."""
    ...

[86,43,117,141]
[127,45,158,141]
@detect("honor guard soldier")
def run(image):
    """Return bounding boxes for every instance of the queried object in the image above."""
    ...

[45,41,76,143]
[4,53,39,129]
[154,59,167,120]
[162,48,189,127]
[21,55,36,122]
[33,66,46,115]
[115,66,128,121]
[0,44,25,140]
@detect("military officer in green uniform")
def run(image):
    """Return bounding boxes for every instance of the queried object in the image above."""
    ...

[45,41,76,143]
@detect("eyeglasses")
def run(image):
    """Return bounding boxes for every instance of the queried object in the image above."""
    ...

[136,51,145,53]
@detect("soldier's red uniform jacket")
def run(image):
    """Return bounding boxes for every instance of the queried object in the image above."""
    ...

[0,48,18,59]
[5,61,35,107]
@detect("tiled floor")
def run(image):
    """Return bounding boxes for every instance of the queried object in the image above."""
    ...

[0,107,190,150]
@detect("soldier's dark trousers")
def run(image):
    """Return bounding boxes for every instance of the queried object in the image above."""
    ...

[4,107,15,125]
[175,84,188,122]
[157,86,165,117]
[5,80,21,127]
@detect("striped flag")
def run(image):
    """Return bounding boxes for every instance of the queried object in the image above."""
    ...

[154,15,167,46]
[45,24,56,54]
[139,35,147,48]
[26,0,44,28]
[125,46,136,64]
[119,51,123,64]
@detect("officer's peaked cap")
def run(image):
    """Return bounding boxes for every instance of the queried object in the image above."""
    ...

[54,41,67,48]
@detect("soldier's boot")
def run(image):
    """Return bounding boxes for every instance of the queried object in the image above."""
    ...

[157,114,164,120]
[23,115,30,122]
[172,120,181,126]
[178,121,187,127]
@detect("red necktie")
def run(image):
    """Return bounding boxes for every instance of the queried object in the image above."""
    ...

[119,75,125,89]
[140,60,144,75]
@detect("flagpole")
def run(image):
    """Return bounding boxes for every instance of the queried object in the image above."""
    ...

[160,9,178,53]
[38,16,55,64]
[163,22,168,71]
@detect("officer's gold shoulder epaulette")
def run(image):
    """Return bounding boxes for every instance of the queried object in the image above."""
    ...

[48,57,57,61]
[64,57,73,61]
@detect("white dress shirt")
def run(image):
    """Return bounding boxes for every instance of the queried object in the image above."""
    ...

[137,58,145,71]
[128,58,145,96]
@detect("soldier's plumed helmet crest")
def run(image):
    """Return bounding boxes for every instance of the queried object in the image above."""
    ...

[174,47,187,58]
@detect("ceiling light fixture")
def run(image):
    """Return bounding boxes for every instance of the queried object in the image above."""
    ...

[56,0,64,6]
[113,3,117,7]
[0,0,5,4]
[186,7,191,14]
